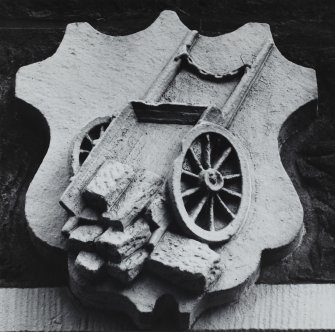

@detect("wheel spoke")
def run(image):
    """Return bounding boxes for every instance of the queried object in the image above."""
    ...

[202,134,211,169]
[222,173,241,180]
[80,149,90,154]
[100,125,105,137]
[182,169,200,179]
[189,147,204,172]
[221,187,242,198]
[85,133,94,145]
[92,138,101,147]
[190,194,208,222]
[213,147,232,170]
[182,186,200,198]
[216,194,236,218]
[209,195,215,231]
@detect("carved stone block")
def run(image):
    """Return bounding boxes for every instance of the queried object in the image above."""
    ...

[107,248,149,284]
[148,232,222,293]
[74,251,105,280]
[83,160,135,212]
[95,218,151,262]
[101,169,163,230]
[68,225,104,251]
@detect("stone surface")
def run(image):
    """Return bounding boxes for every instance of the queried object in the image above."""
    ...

[61,216,79,237]
[169,120,251,244]
[1,284,335,331]
[95,218,151,262]
[15,10,317,327]
[2,1,335,329]
[258,117,335,283]
[145,193,172,250]
[148,232,222,293]
[68,225,104,252]
[107,248,149,284]
[100,169,163,230]
[83,160,135,212]
[74,251,105,280]
[145,193,168,229]
[70,116,113,175]
[17,15,189,253]
[0,0,334,292]
[3,2,335,330]
[78,207,99,224]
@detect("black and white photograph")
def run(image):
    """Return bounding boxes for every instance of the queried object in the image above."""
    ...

[0,0,334,330]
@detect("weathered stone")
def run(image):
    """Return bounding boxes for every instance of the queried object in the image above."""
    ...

[148,232,222,293]
[83,160,135,211]
[5,283,335,331]
[169,120,250,244]
[95,218,151,262]
[68,225,104,251]
[71,117,113,174]
[145,193,168,229]
[78,207,99,224]
[101,169,163,230]
[61,216,79,237]
[74,251,105,280]
[107,248,149,284]
[15,9,318,328]
[145,194,172,251]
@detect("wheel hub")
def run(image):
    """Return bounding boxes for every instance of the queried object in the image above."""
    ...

[201,168,224,192]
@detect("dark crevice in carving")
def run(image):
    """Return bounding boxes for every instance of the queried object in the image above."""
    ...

[132,100,207,124]
[175,51,249,82]
[152,294,186,330]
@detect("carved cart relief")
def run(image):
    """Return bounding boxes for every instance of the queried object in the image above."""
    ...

[16,11,317,328]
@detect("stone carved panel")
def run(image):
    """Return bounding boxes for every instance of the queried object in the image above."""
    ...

[15,11,317,328]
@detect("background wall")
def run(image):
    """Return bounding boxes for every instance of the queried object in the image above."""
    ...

[0,0,334,286]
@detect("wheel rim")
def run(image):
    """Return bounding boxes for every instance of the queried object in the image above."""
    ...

[170,123,251,244]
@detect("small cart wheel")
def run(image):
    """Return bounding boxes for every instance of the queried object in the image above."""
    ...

[70,117,113,174]
[169,123,251,244]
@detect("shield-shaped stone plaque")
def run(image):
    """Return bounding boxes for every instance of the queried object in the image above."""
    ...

[15,10,317,328]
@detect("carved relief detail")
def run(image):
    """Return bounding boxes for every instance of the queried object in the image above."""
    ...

[70,117,113,174]
[169,122,251,243]
[15,10,318,328]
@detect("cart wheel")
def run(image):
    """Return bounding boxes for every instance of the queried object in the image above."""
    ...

[170,123,251,244]
[70,117,113,174]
